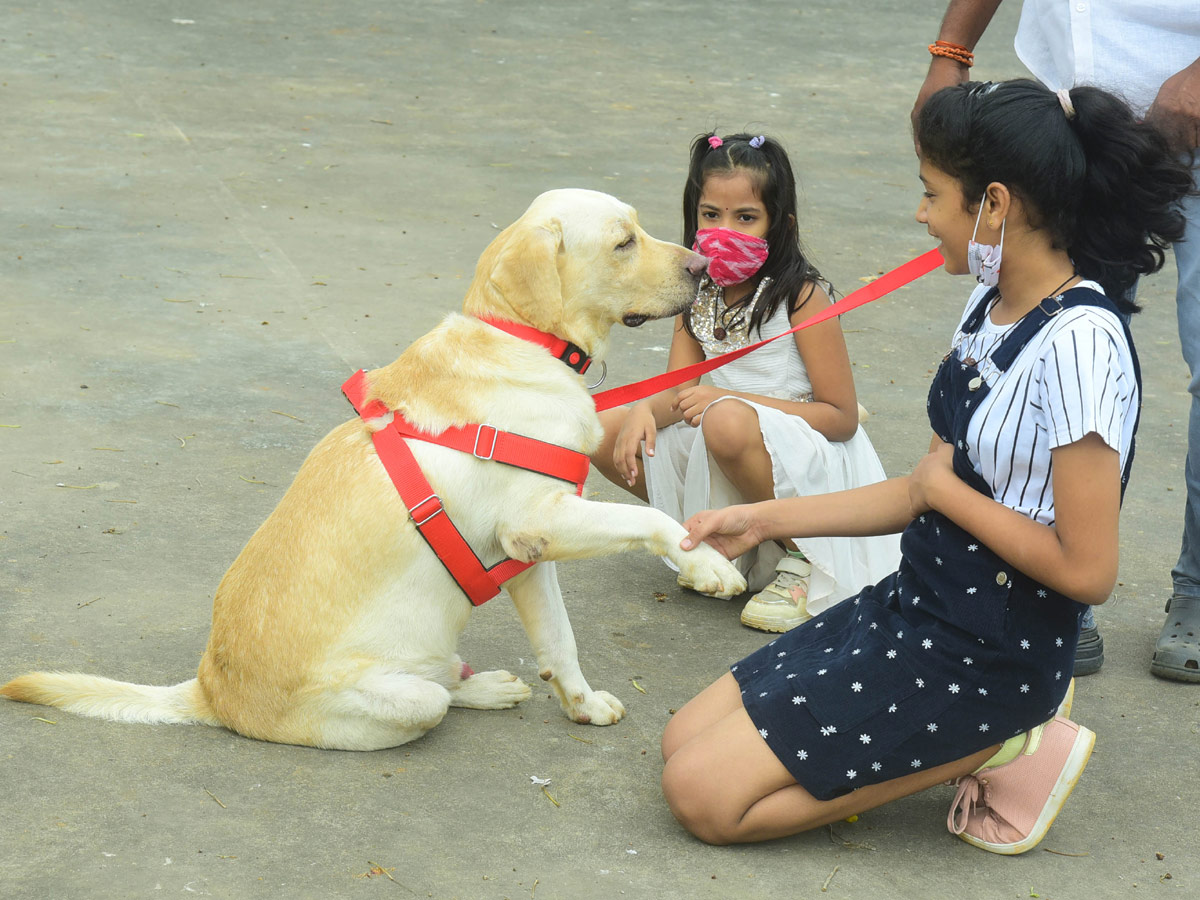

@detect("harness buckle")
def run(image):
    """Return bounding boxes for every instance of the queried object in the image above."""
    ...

[473,424,499,460]
[1037,295,1065,318]
[410,493,444,526]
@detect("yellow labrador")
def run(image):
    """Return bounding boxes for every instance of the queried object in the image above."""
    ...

[1,189,746,750]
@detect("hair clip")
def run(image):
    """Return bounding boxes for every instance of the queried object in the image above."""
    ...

[749,135,765,148]
[707,136,723,149]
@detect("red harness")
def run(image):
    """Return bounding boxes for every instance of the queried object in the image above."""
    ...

[341,328,591,606]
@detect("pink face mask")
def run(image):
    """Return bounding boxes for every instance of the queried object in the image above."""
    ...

[692,227,769,287]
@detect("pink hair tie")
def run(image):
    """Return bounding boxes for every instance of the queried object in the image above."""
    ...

[707,135,723,149]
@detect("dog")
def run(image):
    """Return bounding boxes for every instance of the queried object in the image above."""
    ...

[1,189,747,750]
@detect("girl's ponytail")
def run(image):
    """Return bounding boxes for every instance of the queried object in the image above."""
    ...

[1067,85,1194,309]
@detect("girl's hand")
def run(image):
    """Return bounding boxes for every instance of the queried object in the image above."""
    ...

[673,385,726,427]
[680,504,765,560]
[613,402,657,487]
[908,439,958,517]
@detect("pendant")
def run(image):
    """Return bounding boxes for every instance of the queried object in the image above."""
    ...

[968,376,982,391]
[713,326,726,341]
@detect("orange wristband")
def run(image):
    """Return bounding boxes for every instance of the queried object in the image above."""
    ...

[929,40,974,66]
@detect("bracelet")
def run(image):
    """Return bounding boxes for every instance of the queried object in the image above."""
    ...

[929,40,974,66]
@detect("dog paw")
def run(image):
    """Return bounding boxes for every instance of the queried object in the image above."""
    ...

[674,542,747,599]
[565,690,626,726]
[449,669,532,709]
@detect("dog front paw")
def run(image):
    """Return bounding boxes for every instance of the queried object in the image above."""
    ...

[674,542,747,599]
[449,669,532,709]
[564,690,626,726]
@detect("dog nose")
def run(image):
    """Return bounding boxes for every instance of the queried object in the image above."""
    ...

[686,252,709,276]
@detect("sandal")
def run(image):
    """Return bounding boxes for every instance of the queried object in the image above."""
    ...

[1151,596,1200,683]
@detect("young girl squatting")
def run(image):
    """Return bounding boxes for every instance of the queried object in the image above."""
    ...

[659,82,1193,852]
[591,133,899,633]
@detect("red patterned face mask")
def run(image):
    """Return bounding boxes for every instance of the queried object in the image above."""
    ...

[692,227,770,287]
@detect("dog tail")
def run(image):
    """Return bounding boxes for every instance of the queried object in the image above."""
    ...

[0,672,221,727]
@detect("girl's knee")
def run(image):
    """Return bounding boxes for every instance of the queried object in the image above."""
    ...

[661,756,738,845]
[700,400,761,457]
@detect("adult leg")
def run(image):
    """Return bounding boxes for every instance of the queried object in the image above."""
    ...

[660,673,998,844]
[1156,169,1200,682]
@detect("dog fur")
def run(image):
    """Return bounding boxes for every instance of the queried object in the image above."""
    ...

[1,189,746,750]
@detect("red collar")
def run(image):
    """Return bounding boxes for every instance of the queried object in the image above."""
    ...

[475,316,594,374]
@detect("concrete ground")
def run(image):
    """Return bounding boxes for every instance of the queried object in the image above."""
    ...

[1,2,1195,898]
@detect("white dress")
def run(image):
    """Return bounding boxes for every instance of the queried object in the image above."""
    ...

[643,278,902,615]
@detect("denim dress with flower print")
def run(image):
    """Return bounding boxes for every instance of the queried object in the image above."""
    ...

[732,286,1139,800]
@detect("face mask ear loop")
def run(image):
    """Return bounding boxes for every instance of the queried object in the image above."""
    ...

[971,196,986,242]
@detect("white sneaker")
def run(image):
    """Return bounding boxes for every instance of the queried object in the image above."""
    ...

[740,555,812,633]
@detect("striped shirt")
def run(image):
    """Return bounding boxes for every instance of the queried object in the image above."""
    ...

[951,282,1139,527]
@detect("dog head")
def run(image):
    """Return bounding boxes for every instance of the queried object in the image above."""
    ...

[462,189,708,361]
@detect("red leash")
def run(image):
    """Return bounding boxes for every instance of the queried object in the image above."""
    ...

[591,247,944,411]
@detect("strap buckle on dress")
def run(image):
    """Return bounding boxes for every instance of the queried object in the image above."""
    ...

[1036,294,1065,318]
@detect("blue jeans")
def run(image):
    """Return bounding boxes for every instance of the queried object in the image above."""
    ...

[1171,163,1200,603]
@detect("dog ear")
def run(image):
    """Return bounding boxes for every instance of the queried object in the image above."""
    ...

[467,219,564,326]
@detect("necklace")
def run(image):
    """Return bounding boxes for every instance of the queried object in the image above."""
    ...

[713,298,746,341]
[692,276,772,348]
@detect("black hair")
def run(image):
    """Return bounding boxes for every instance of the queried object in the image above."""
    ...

[916,79,1195,313]
[681,132,829,337]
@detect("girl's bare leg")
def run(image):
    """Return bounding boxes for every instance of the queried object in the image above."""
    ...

[701,399,777,502]
[661,673,999,845]
[700,399,798,551]
[590,406,649,501]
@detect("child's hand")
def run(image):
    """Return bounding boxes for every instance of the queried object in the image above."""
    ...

[908,440,957,516]
[673,385,725,427]
[613,403,657,487]
[680,504,764,560]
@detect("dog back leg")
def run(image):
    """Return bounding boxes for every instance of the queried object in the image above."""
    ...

[301,671,453,751]
[448,667,532,709]
[504,562,625,726]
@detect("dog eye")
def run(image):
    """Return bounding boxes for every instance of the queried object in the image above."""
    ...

[615,235,636,251]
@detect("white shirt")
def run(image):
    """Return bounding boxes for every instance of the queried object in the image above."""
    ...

[1014,0,1200,115]
[951,283,1139,527]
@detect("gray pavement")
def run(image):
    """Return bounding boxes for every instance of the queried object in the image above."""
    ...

[1,2,1195,898]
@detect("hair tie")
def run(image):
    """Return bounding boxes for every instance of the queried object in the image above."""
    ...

[707,135,723,149]
[1056,88,1076,120]
[749,135,765,149]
